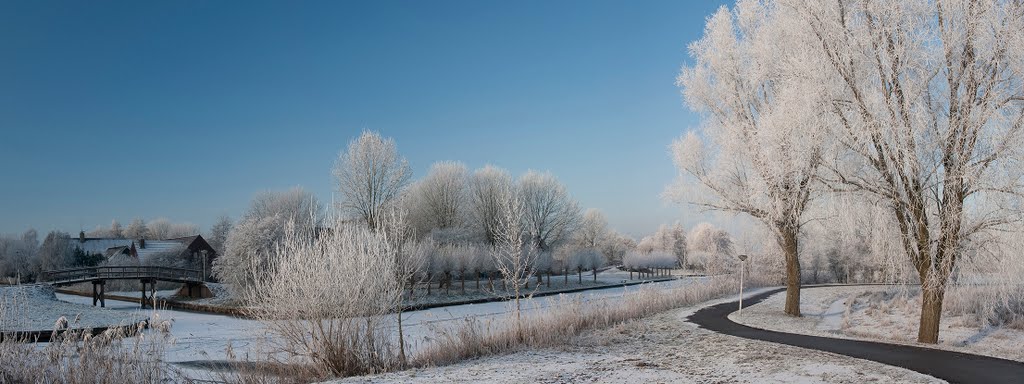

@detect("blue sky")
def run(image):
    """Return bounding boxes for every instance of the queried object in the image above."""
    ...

[0,0,729,237]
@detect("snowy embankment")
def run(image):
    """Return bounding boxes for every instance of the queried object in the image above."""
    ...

[333,287,942,384]
[1,285,144,332]
[730,285,1024,363]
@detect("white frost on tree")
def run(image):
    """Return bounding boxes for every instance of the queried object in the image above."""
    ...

[214,187,321,295]
[784,0,1024,342]
[518,170,582,251]
[334,131,411,230]
[668,0,829,316]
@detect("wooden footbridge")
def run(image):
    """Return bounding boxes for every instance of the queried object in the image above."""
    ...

[42,266,205,308]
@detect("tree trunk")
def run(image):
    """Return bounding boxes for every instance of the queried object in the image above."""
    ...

[593,268,597,282]
[564,268,568,285]
[397,308,406,366]
[918,284,946,343]
[578,269,582,284]
[546,272,550,287]
[461,270,465,294]
[782,228,802,317]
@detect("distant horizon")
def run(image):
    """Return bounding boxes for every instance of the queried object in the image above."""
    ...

[0,0,735,238]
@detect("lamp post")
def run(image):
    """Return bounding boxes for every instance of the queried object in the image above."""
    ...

[737,254,748,316]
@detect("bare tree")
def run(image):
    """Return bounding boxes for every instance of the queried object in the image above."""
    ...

[334,130,411,230]
[518,170,582,251]
[668,0,828,316]
[490,183,537,339]
[468,165,514,245]
[788,0,1024,342]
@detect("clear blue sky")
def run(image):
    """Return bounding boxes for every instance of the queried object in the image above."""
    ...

[0,0,728,238]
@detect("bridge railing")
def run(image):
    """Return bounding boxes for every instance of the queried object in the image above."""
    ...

[43,266,202,283]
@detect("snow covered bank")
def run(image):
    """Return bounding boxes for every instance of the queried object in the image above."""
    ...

[333,288,942,384]
[1,285,144,332]
[731,285,1024,362]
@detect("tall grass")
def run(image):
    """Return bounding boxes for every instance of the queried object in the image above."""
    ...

[412,274,768,367]
[0,316,178,383]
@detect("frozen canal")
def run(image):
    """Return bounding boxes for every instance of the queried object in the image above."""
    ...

[56,276,704,375]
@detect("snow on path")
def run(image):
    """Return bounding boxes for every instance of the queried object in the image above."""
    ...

[733,285,1024,363]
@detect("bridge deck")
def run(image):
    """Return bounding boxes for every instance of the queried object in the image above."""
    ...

[43,266,203,286]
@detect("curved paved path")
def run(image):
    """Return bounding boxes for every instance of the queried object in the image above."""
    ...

[688,287,1024,384]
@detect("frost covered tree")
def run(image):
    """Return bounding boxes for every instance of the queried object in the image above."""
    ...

[214,187,321,295]
[37,231,73,274]
[490,183,537,338]
[207,215,233,254]
[518,170,582,251]
[334,131,411,230]
[109,220,123,239]
[0,229,39,281]
[786,0,1024,342]
[468,165,515,245]
[124,218,149,240]
[406,161,469,241]
[599,231,634,265]
[146,218,199,239]
[576,209,609,248]
[245,216,403,376]
[669,0,829,316]
[687,223,735,274]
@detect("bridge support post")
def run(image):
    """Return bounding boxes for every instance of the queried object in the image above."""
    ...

[92,280,106,307]
[141,279,148,309]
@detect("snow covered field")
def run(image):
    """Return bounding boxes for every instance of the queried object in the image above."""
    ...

[53,276,702,379]
[0,285,144,332]
[335,289,943,384]
[731,285,1024,362]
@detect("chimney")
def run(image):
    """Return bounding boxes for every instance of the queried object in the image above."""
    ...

[140,238,146,249]
[79,231,85,243]
[130,242,138,258]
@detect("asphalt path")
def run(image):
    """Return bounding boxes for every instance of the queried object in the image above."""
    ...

[688,287,1024,384]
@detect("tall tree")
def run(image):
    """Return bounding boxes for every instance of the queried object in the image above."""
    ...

[518,170,582,251]
[577,209,609,248]
[669,0,828,316]
[124,218,149,240]
[468,165,514,245]
[214,187,321,295]
[406,161,469,239]
[789,0,1024,342]
[207,215,233,254]
[334,131,411,230]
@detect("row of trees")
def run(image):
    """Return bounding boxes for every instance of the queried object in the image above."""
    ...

[215,132,636,298]
[671,0,1024,343]
[82,218,200,241]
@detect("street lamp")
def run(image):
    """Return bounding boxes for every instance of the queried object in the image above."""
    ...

[737,254,748,316]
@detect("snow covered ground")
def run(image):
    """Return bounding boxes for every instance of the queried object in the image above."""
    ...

[731,285,1024,362]
[0,285,145,332]
[53,276,702,380]
[334,288,942,384]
